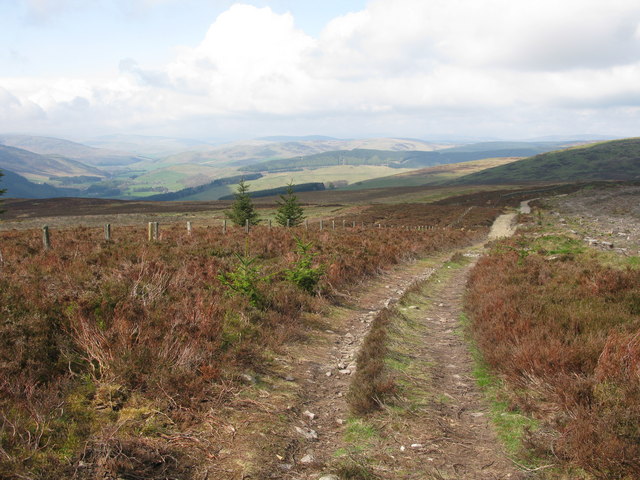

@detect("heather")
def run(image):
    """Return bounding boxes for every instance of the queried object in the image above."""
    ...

[466,234,640,478]
[0,207,492,478]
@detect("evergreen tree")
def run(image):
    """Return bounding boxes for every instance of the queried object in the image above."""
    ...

[225,179,259,226]
[274,182,305,227]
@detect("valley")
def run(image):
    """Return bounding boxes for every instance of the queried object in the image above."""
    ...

[0,134,589,201]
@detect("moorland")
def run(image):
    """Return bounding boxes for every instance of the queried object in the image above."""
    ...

[0,135,639,479]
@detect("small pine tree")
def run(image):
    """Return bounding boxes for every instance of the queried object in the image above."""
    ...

[274,182,305,227]
[226,179,259,226]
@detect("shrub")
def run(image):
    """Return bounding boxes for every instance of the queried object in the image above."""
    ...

[284,237,324,293]
[466,234,640,477]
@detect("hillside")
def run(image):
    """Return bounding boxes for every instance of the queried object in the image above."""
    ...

[241,142,570,173]
[0,145,107,182]
[0,170,77,198]
[158,137,444,167]
[343,157,521,189]
[85,134,216,158]
[453,137,640,184]
[0,135,146,167]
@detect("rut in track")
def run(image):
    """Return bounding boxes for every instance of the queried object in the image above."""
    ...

[269,209,527,480]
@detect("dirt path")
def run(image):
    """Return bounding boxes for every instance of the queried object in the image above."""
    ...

[278,258,442,479]
[371,258,523,479]
[263,210,527,479]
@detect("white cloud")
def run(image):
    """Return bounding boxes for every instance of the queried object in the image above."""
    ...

[3,1,640,138]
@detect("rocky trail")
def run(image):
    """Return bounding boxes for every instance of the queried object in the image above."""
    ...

[259,206,529,480]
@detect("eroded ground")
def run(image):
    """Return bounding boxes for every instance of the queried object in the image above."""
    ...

[541,185,640,256]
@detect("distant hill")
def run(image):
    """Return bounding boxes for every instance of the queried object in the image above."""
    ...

[0,170,77,199]
[344,157,521,190]
[452,138,640,185]
[241,142,569,173]
[146,173,263,201]
[0,145,106,181]
[158,137,445,167]
[85,134,216,159]
[258,135,340,142]
[0,135,146,167]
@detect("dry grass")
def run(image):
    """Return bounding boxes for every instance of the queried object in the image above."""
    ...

[466,233,640,478]
[0,204,496,478]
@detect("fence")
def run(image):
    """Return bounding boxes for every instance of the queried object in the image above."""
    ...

[29,219,446,251]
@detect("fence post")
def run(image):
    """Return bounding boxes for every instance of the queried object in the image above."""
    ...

[104,223,111,241]
[245,219,249,233]
[305,219,308,230]
[154,222,159,241]
[320,220,323,230]
[269,219,272,230]
[42,225,51,250]
[332,220,335,230]
[187,221,192,235]
[352,221,356,228]
[342,219,346,229]
[148,222,153,241]
[223,219,227,234]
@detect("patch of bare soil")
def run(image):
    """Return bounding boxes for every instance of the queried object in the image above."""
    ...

[543,185,640,255]
[370,259,523,480]
[271,259,441,479]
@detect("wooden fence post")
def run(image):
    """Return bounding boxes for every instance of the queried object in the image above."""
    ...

[286,218,290,228]
[332,220,335,230]
[342,219,346,229]
[245,219,249,233]
[305,219,308,230]
[42,225,51,250]
[320,220,323,230]
[187,221,192,235]
[352,221,356,228]
[104,223,111,241]
[223,219,227,234]
[148,222,153,241]
[154,222,159,241]
[269,219,272,230]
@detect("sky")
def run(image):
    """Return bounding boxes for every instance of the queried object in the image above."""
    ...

[2,0,640,142]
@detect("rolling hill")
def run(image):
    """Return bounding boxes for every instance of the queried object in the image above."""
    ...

[0,135,146,167]
[0,170,77,199]
[0,145,107,182]
[156,137,445,168]
[241,142,570,173]
[343,157,522,190]
[452,138,640,185]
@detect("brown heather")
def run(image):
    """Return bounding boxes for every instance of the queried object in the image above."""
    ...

[0,205,495,479]
[466,238,640,479]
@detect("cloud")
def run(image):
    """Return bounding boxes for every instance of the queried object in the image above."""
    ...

[3,1,640,138]
[22,0,87,22]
